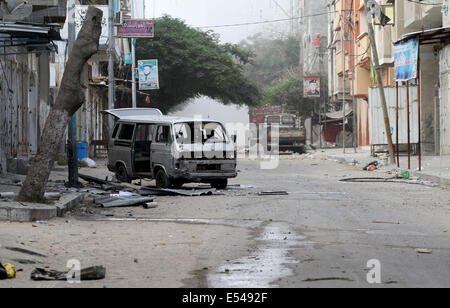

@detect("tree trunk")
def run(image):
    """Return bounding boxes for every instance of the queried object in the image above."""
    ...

[17,7,103,203]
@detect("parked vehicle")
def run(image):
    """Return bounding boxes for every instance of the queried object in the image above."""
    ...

[249,106,306,153]
[103,109,237,189]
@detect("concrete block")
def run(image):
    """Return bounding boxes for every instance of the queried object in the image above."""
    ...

[0,202,57,222]
[55,193,85,217]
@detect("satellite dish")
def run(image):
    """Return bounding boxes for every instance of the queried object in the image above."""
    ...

[0,1,32,21]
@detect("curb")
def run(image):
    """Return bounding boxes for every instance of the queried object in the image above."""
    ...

[0,193,85,222]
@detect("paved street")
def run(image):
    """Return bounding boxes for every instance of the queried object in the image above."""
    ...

[1,155,449,288]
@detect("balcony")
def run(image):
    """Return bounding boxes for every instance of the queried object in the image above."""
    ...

[356,34,370,69]
[25,0,67,24]
[404,0,443,31]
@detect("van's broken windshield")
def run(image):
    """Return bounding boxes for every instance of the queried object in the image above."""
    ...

[174,122,229,145]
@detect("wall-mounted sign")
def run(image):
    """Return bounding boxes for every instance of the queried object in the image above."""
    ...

[394,38,419,81]
[119,19,154,38]
[304,77,321,98]
[138,59,159,90]
[75,5,109,45]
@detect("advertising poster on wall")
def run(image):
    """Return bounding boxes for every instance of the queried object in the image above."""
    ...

[138,60,159,90]
[304,77,321,97]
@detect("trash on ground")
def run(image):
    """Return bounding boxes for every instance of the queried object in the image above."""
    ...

[258,191,289,196]
[30,266,106,281]
[94,196,154,208]
[143,202,158,209]
[2,263,16,279]
[0,263,7,280]
[363,161,379,171]
[0,192,15,198]
[79,174,109,185]
[5,247,47,258]
[415,249,432,254]
[401,171,410,179]
[140,187,216,197]
[81,158,96,168]
[110,191,140,197]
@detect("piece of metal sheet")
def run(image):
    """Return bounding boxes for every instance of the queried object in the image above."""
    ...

[94,196,154,208]
[139,187,216,197]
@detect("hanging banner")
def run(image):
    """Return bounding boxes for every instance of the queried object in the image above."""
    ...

[394,38,419,81]
[75,5,109,45]
[138,59,159,90]
[119,19,154,38]
[304,77,321,97]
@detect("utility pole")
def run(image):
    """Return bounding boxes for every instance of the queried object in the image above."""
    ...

[363,0,396,164]
[108,0,115,126]
[342,0,346,153]
[131,0,137,108]
[349,0,357,152]
[67,0,78,187]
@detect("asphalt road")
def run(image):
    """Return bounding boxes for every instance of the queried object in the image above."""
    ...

[0,155,449,288]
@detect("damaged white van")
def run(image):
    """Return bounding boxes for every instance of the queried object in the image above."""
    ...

[104,109,237,189]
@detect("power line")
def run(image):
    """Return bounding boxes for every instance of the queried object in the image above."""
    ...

[195,10,337,29]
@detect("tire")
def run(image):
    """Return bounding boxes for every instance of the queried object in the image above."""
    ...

[155,169,171,188]
[116,165,131,183]
[210,179,228,190]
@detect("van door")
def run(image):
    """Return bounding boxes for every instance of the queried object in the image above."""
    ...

[151,125,173,176]
[133,124,156,175]
[114,123,136,177]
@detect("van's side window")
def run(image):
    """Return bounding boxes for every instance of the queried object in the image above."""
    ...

[156,125,171,143]
[112,124,120,139]
[118,124,135,140]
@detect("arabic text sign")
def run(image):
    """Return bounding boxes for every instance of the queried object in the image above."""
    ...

[304,77,321,98]
[119,19,154,38]
[138,60,159,90]
[75,5,109,45]
[394,38,419,81]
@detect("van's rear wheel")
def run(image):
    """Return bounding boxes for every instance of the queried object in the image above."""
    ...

[116,165,131,183]
[155,169,171,188]
[210,179,228,190]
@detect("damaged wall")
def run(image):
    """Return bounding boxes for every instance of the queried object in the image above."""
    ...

[0,48,51,175]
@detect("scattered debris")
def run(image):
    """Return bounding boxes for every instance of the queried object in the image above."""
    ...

[401,171,410,179]
[143,202,158,209]
[0,192,15,198]
[339,177,438,187]
[79,174,108,185]
[13,259,38,265]
[258,191,289,196]
[372,221,401,225]
[94,196,154,208]
[2,263,16,279]
[30,266,106,281]
[363,161,379,171]
[303,277,354,282]
[415,249,432,254]
[5,247,47,258]
[81,158,96,168]
[0,263,6,280]
[140,187,216,197]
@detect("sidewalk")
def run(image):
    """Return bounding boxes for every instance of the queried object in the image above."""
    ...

[312,147,450,186]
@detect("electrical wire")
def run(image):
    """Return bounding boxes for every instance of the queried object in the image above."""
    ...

[195,10,338,29]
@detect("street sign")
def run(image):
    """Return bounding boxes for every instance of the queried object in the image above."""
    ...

[119,19,154,38]
[138,59,159,90]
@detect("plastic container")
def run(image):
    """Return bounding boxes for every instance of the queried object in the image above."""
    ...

[77,141,88,160]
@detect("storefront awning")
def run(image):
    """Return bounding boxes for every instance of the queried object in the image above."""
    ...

[394,26,450,45]
[0,22,61,56]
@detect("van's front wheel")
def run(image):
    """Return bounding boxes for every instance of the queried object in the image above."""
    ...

[116,165,131,183]
[155,169,171,188]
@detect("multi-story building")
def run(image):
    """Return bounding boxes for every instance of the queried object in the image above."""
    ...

[0,0,66,174]
[328,0,449,157]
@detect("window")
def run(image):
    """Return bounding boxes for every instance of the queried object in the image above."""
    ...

[135,124,156,142]
[156,126,171,143]
[118,124,135,140]
[112,124,120,139]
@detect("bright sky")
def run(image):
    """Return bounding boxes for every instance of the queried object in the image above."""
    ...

[136,0,294,43]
